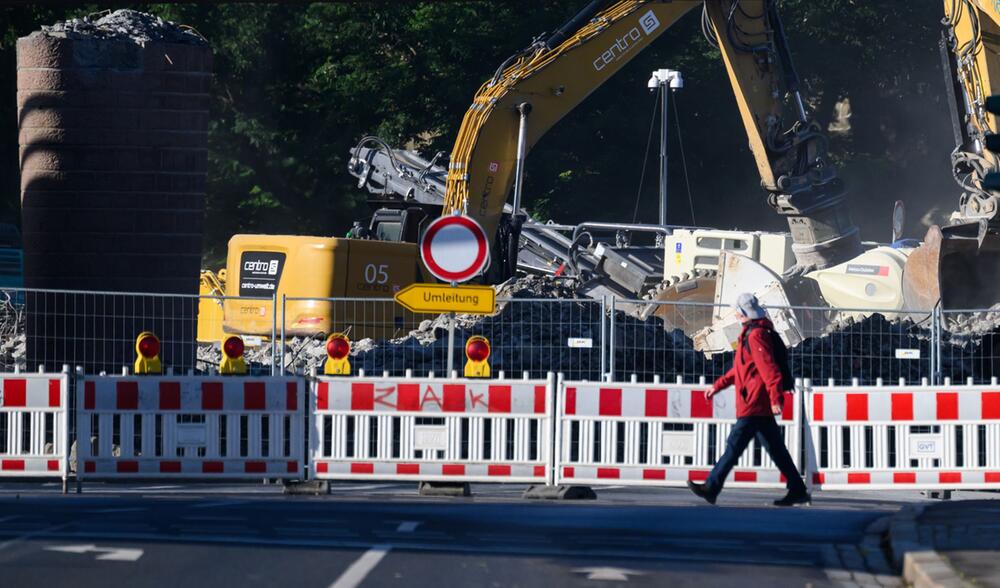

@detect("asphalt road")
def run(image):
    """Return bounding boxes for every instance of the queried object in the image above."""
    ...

[0,482,955,587]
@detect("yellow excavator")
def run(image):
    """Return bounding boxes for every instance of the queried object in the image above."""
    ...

[903,0,1000,311]
[202,0,1000,346]
[349,1,861,298]
[439,0,860,276]
[206,0,863,342]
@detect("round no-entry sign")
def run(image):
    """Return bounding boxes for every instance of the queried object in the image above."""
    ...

[420,214,490,283]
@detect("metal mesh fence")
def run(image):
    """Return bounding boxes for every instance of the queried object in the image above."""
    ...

[612,299,935,386]
[611,299,728,384]
[280,296,604,381]
[454,298,604,381]
[2,286,997,385]
[279,296,446,377]
[939,308,1000,385]
[783,306,934,386]
[0,287,275,375]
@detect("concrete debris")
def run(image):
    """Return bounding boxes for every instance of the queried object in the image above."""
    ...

[40,9,206,45]
[0,304,26,372]
[942,306,1000,340]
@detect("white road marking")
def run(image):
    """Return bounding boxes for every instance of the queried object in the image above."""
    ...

[0,516,20,524]
[93,508,147,514]
[395,521,420,533]
[329,544,392,588]
[182,516,247,522]
[46,544,143,562]
[573,567,645,581]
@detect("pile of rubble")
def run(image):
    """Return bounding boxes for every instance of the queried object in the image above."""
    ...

[243,275,594,376]
[0,302,25,372]
[40,9,206,45]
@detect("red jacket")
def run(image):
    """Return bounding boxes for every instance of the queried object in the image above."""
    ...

[710,318,787,418]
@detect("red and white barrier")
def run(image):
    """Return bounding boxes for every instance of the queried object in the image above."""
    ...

[555,378,800,487]
[804,382,1000,490]
[310,374,554,483]
[0,371,69,482]
[76,376,305,481]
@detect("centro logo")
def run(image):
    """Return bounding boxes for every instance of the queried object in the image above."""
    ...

[593,9,660,72]
[244,259,279,275]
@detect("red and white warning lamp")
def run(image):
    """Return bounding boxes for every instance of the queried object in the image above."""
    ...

[220,335,247,375]
[324,333,351,376]
[464,335,491,378]
[134,331,162,375]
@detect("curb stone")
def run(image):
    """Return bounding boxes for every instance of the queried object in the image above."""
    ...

[903,551,972,588]
[888,503,974,588]
[860,516,894,576]
[888,504,927,569]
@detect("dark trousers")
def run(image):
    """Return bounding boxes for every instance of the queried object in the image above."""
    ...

[705,416,807,496]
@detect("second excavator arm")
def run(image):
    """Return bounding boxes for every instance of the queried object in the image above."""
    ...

[443,0,861,278]
[902,0,1000,310]
[942,0,1000,224]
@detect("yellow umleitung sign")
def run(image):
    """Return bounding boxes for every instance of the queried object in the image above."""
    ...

[394,283,496,314]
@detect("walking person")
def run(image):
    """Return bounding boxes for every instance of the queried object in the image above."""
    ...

[687,293,810,507]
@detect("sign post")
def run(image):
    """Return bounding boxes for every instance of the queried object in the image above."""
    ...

[395,214,495,375]
[446,312,456,376]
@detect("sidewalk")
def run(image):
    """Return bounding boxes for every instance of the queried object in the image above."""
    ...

[890,498,1000,588]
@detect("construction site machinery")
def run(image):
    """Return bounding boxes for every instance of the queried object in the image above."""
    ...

[349,1,860,301]
[901,0,1000,311]
[206,1,1000,350]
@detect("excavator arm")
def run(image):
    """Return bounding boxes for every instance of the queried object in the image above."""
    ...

[902,0,1000,310]
[443,0,860,277]
[943,0,1000,222]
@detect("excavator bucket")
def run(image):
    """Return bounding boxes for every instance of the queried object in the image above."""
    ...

[902,223,1000,311]
[643,272,718,333]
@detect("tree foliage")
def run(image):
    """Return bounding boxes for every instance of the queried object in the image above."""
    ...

[1,2,958,263]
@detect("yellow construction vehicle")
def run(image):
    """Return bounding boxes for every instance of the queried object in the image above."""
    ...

[676,0,1000,352]
[207,0,864,343]
[350,1,861,295]
[203,1,1000,350]
[197,268,227,343]
[441,1,859,275]
[902,0,1000,311]
[348,0,874,350]
[220,235,423,340]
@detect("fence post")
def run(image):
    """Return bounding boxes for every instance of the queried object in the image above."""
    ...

[599,296,607,382]
[446,312,456,377]
[271,292,278,376]
[931,302,942,386]
[608,297,616,382]
[279,295,287,376]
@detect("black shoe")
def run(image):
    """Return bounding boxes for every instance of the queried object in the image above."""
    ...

[773,491,811,507]
[687,481,717,505]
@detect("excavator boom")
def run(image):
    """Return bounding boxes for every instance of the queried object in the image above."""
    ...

[902,0,1000,310]
[443,0,861,279]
